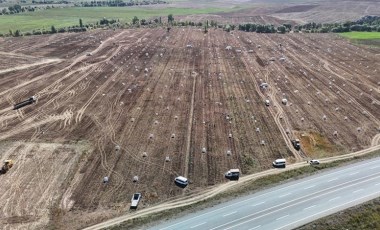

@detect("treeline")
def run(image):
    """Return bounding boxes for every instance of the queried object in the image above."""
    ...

[32,0,70,4]
[237,16,380,34]
[75,0,167,7]
[294,16,380,33]
[0,4,57,15]
[238,23,292,33]
[0,14,193,37]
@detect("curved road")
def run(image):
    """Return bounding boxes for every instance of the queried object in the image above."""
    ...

[150,157,380,230]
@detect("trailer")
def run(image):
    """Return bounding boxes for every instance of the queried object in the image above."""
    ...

[13,96,36,110]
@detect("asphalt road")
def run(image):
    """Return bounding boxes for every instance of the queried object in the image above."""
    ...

[149,157,380,230]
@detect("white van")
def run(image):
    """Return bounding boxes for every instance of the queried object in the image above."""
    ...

[174,176,188,188]
[273,159,286,168]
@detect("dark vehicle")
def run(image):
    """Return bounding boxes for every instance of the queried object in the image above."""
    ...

[291,139,301,151]
[225,169,240,180]
[13,96,36,110]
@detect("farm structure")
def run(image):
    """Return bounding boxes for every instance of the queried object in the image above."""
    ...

[0,28,379,229]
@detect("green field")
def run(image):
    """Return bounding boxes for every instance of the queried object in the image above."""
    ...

[0,6,238,34]
[340,32,380,40]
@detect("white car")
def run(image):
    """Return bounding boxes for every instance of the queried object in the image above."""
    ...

[310,159,320,165]
[130,193,142,209]
[174,176,188,188]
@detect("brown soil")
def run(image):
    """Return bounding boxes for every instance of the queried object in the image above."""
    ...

[275,5,318,14]
[0,28,379,229]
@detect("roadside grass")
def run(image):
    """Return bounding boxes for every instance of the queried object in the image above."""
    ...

[106,149,380,230]
[340,32,380,47]
[297,197,380,229]
[340,32,380,40]
[0,6,237,34]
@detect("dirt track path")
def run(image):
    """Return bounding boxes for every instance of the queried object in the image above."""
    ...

[184,72,197,178]
[235,36,301,160]
[0,58,62,75]
[83,134,380,230]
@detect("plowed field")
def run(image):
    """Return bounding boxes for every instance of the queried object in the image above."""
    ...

[0,28,378,229]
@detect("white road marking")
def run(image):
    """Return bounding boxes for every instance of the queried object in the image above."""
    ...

[304,185,316,190]
[190,222,206,229]
[277,190,380,230]
[328,178,338,182]
[279,193,291,198]
[276,215,289,220]
[329,196,340,202]
[251,202,265,207]
[211,172,380,230]
[303,205,316,210]
[349,172,359,176]
[248,225,261,230]
[159,160,380,230]
[353,189,364,193]
[223,211,237,217]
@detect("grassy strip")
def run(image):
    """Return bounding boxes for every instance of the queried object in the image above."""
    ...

[340,32,380,40]
[297,197,380,229]
[106,150,380,230]
[340,32,380,47]
[0,6,238,34]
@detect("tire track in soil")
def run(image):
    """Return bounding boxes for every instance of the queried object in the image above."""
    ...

[184,64,197,178]
[84,143,380,230]
[235,33,301,160]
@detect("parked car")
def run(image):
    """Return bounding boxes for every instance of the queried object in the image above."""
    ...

[273,158,286,168]
[225,169,240,180]
[174,176,188,188]
[130,193,142,209]
[265,100,270,106]
[309,159,320,165]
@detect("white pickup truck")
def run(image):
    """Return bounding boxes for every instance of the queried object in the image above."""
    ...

[130,193,142,209]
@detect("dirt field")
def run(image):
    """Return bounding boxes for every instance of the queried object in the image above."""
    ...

[0,28,379,229]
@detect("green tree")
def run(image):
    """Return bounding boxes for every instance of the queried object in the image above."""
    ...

[79,18,83,28]
[132,16,139,25]
[277,25,286,34]
[14,29,21,37]
[168,14,174,24]
[14,4,22,13]
[51,25,57,33]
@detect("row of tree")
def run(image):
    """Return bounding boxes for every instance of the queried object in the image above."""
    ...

[0,4,57,15]
[2,15,380,38]
[31,0,70,4]
[75,0,166,7]
[237,23,292,33]
[293,16,380,33]
[237,16,380,34]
